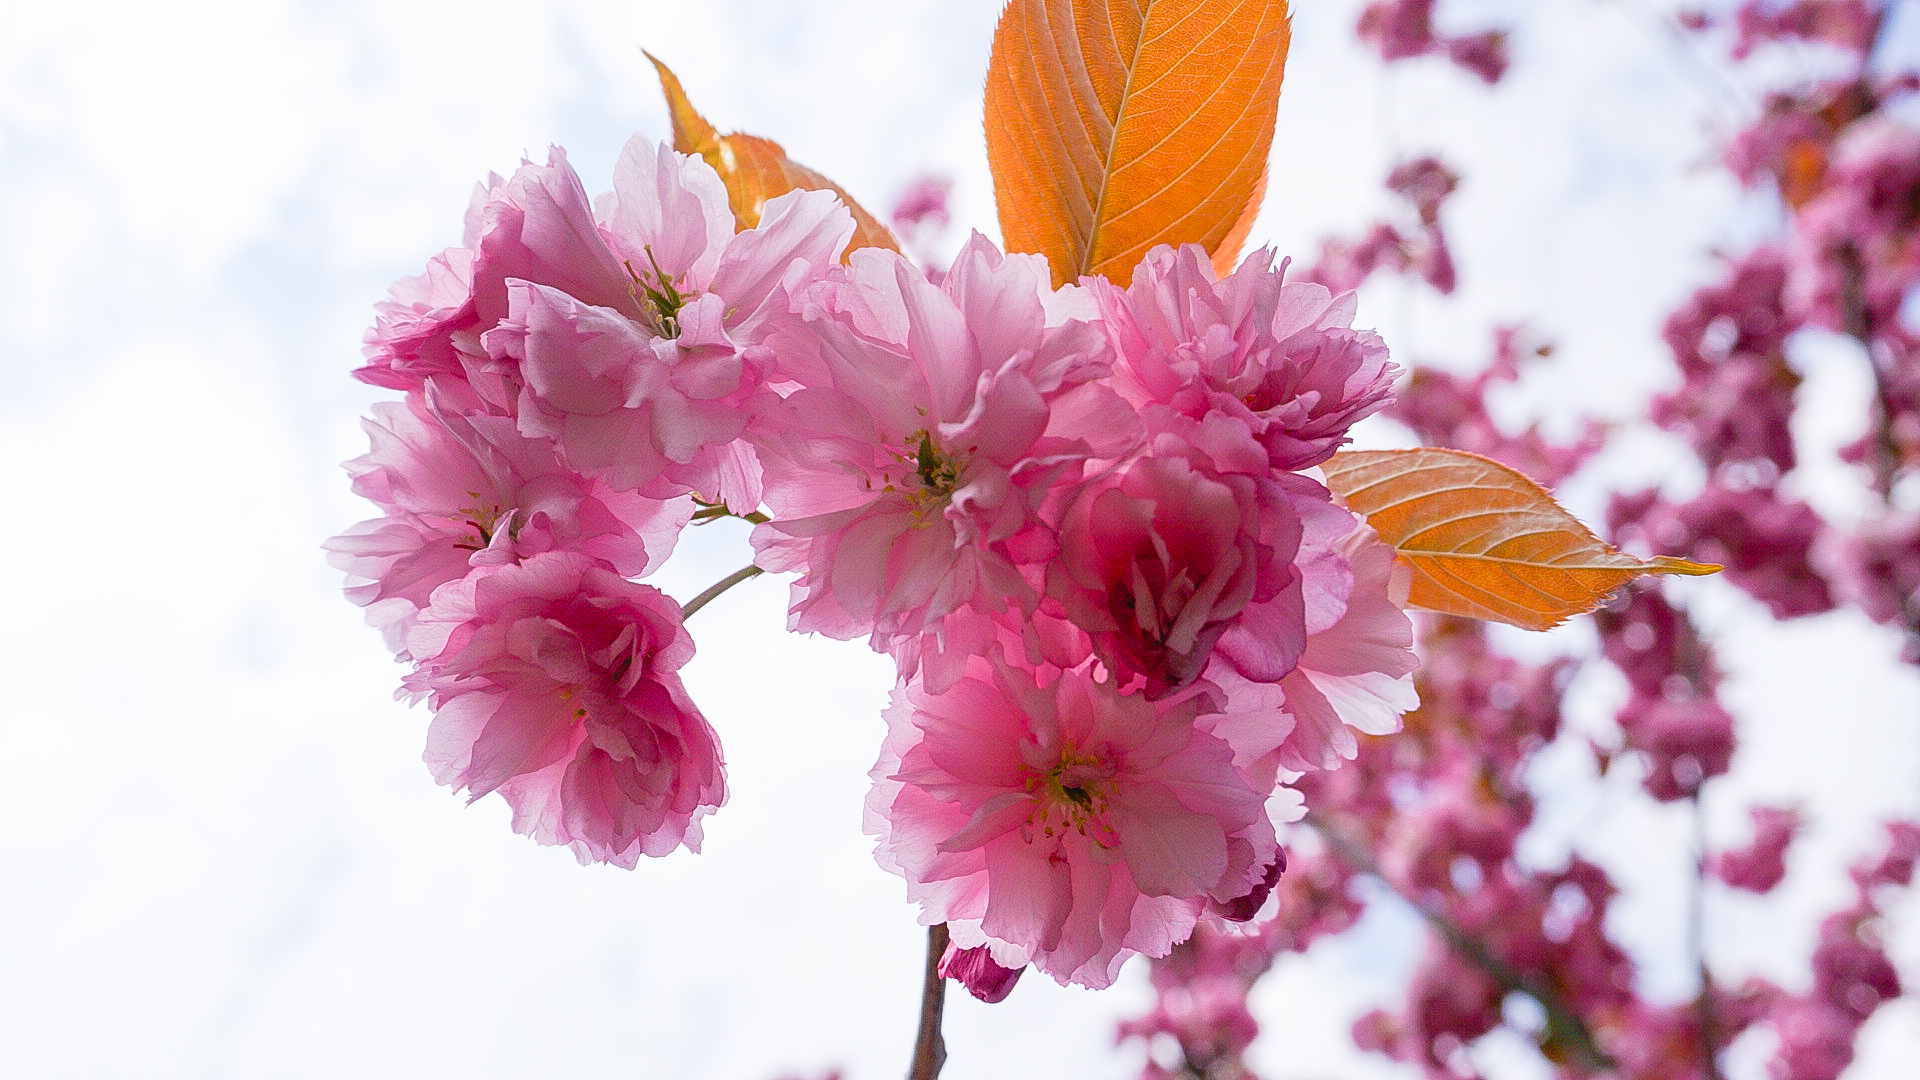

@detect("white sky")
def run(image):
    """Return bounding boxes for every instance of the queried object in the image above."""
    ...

[1,1,1916,1078]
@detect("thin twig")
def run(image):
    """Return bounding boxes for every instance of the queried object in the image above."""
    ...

[1306,814,1617,1072]
[908,923,950,1080]
[678,564,765,620]
[1835,245,1903,493]
[1617,0,1756,122]
[1691,789,1724,1080]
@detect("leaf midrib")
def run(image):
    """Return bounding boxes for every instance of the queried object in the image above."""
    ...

[1401,550,1656,570]
[1079,0,1161,280]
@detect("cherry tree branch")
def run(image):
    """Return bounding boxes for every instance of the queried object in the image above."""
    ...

[1691,792,1725,1080]
[908,923,950,1080]
[1306,814,1617,1072]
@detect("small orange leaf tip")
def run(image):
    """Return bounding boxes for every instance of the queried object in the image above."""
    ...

[1649,557,1723,577]
[646,52,723,161]
[642,52,901,254]
[1322,447,1721,631]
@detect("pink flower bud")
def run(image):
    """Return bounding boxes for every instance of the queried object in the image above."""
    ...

[938,942,1024,1003]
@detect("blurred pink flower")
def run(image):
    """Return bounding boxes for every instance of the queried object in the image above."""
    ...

[1788,117,1920,335]
[1771,997,1859,1080]
[1358,0,1509,83]
[1811,911,1901,1019]
[1816,510,1920,640]
[1617,481,1835,619]
[1857,820,1920,889]
[890,175,953,232]
[1616,695,1735,802]
[1712,806,1801,893]
[1733,0,1879,59]
[1357,0,1436,62]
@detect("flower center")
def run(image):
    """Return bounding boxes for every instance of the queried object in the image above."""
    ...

[913,430,961,498]
[1026,751,1118,844]
[454,495,513,551]
[627,244,690,338]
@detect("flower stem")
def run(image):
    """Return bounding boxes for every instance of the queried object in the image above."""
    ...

[678,564,765,621]
[908,923,950,1080]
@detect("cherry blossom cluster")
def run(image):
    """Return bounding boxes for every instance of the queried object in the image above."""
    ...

[1305,156,1461,299]
[325,139,860,865]
[1118,2,1920,1076]
[1622,1,1920,649]
[330,134,1424,986]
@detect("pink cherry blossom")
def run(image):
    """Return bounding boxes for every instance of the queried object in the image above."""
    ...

[402,552,724,866]
[1771,997,1860,1080]
[483,279,753,498]
[1595,583,1720,702]
[1357,0,1437,62]
[1656,248,1802,472]
[1816,508,1920,640]
[1389,327,1606,488]
[1857,820,1920,889]
[1443,30,1509,84]
[1811,910,1901,1019]
[491,142,853,508]
[889,175,955,271]
[1094,244,1397,474]
[867,655,1277,988]
[1207,520,1418,777]
[1045,448,1301,696]
[324,383,688,655]
[751,234,1123,686]
[356,146,635,405]
[358,138,854,511]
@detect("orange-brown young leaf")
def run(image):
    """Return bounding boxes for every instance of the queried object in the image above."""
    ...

[1322,448,1720,631]
[646,53,900,254]
[983,0,1291,288]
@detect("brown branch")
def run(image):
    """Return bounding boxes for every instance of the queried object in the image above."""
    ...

[1690,793,1725,1080]
[908,923,950,1080]
[1835,244,1905,497]
[1306,814,1617,1072]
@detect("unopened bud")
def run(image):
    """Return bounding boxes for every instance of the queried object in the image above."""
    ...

[938,943,1024,1003]
[1207,850,1288,923]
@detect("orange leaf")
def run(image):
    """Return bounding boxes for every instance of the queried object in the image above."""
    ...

[647,53,900,255]
[1321,448,1720,631]
[983,0,1292,288]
